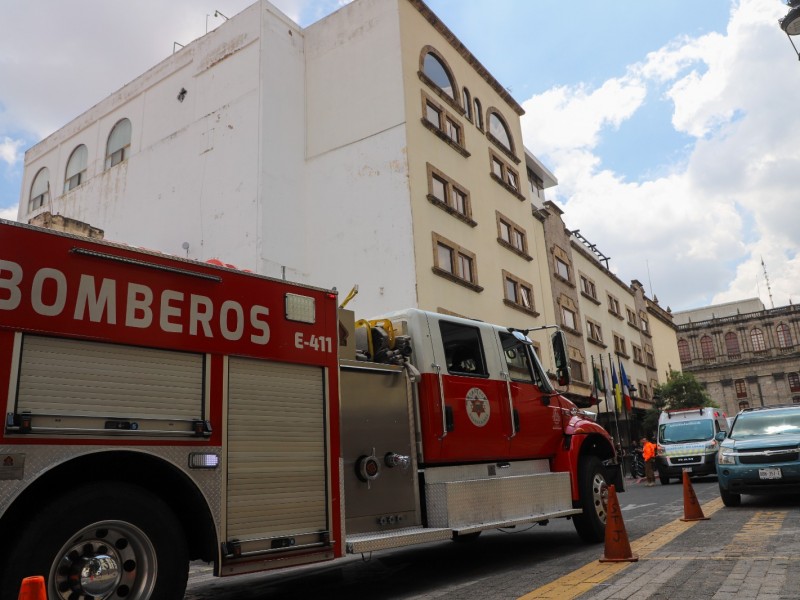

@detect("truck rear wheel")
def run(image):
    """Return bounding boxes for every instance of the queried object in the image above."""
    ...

[0,482,188,600]
[572,456,608,543]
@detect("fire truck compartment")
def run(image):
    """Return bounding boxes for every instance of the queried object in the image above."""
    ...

[225,356,331,559]
[424,461,578,530]
[9,334,206,436]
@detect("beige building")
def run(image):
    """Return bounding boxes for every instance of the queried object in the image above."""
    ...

[18,0,677,400]
[674,299,800,416]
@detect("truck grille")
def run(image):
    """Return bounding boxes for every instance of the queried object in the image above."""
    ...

[738,447,799,465]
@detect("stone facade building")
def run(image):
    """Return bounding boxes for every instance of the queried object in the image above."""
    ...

[673,299,800,417]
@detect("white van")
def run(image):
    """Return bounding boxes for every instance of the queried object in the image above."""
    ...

[656,407,730,484]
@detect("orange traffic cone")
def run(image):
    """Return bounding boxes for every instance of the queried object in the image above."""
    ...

[680,470,709,522]
[599,484,639,563]
[17,576,46,600]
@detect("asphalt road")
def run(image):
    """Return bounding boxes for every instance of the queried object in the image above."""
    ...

[184,476,800,599]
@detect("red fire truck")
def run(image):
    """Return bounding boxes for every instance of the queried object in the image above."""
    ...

[0,219,621,599]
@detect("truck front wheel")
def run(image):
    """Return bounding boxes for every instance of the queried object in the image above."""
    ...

[572,456,608,543]
[0,482,188,600]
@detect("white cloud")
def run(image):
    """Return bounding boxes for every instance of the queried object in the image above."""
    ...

[0,204,18,221]
[0,137,23,167]
[521,0,799,311]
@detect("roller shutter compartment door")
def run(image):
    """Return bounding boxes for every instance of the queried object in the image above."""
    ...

[226,357,328,543]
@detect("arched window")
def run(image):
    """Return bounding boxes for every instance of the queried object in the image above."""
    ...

[777,323,793,349]
[724,332,740,357]
[422,51,455,100]
[462,87,472,121]
[677,339,691,363]
[488,110,514,153]
[750,328,766,352]
[29,167,50,211]
[105,118,131,169]
[700,335,715,360]
[64,144,88,192]
[474,98,483,131]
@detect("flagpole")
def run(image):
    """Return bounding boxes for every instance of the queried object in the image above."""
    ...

[619,357,633,446]
[600,354,622,451]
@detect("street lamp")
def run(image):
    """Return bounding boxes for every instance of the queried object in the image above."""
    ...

[780,0,800,60]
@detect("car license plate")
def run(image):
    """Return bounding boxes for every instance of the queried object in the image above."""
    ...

[759,468,782,480]
[682,467,693,472]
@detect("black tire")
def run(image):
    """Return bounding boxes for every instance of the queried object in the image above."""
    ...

[659,474,670,485]
[0,482,189,600]
[719,485,741,507]
[572,456,608,543]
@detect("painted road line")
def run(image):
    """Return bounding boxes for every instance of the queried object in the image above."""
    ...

[516,497,725,600]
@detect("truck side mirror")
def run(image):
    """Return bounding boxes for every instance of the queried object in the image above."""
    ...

[551,330,571,386]
[715,431,727,442]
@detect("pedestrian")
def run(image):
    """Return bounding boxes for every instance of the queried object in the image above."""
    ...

[641,436,656,486]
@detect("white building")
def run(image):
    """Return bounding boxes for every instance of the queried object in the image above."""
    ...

[20,0,561,336]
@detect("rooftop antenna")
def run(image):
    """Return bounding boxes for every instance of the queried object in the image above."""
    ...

[761,256,774,309]
[646,259,654,298]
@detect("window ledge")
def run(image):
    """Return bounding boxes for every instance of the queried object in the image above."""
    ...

[486,132,521,165]
[634,359,646,367]
[503,299,539,317]
[490,173,526,200]
[609,310,625,321]
[421,119,470,157]
[418,71,464,115]
[427,195,477,227]
[554,273,575,288]
[615,351,630,359]
[646,364,658,372]
[561,325,582,338]
[581,291,601,305]
[432,266,483,292]
[587,337,607,349]
[627,322,640,331]
[497,238,533,261]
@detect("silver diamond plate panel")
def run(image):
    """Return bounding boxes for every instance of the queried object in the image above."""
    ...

[0,444,223,543]
[423,459,550,484]
[346,526,452,554]
[425,471,572,528]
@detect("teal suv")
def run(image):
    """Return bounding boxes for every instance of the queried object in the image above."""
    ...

[717,405,800,507]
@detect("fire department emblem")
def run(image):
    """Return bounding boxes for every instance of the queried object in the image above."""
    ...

[466,387,490,427]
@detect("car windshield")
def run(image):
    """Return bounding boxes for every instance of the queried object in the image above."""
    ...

[658,419,714,444]
[730,409,800,439]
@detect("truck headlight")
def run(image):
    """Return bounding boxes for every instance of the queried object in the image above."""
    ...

[718,450,736,465]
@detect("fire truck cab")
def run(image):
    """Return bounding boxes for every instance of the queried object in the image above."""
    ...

[0,219,620,599]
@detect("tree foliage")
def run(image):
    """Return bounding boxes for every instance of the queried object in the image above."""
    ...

[642,370,715,434]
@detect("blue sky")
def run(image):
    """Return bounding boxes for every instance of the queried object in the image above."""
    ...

[1,0,798,312]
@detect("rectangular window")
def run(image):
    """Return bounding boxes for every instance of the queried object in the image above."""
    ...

[633,344,644,364]
[426,164,473,223]
[492,157,504,178]
[432,174,447,202]
[457,253,474,283]
[645,347,655,368]
[453,188,467,215]
[503,270,536,314]
[495,212,528,256]
[426,102,441,127]
[639,312,650,334]
[489,151,522,198]
[735,379,748,398]
[437,243,454,274]
[788,372,800,393]
[445,117,461,144]
[499,220,511,243]
[613,334,626,356]
[608,295,621,317]
[440,320,488,377]
[432,233,479,290]
[580,275,597,300]
[587,320,603,343]
[626,308,638,328]
[562,306,577,330]
[555,257,570,280]
[569,359,584,383]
